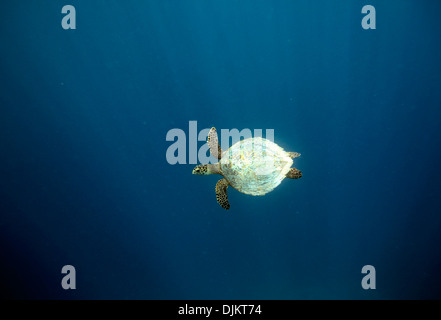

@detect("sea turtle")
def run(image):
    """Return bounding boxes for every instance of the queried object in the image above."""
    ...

[192,127,302,210]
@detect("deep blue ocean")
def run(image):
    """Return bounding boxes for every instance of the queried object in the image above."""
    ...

[1,0,441,300]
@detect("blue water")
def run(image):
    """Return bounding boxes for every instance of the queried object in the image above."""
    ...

[1,0,441,299]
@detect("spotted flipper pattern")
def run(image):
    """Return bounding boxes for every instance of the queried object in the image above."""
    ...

[216,178,230,210]
[288,152,301,158]
[207,127,223,160]
[286,168,302,179]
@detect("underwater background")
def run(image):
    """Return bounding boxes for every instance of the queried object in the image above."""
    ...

[1,0,441,299]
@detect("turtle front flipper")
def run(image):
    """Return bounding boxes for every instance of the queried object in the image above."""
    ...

[286,168,302,179]
[207,127,223,159]
[216,178,230,210]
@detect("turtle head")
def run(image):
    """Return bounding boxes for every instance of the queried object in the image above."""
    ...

[192,164,208,175]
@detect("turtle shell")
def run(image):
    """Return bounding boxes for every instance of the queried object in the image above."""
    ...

[220,137,293,196]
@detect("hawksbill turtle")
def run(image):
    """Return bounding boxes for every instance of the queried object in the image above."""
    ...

[192,127,302,210]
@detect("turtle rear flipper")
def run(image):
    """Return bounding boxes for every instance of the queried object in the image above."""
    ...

[288,152,301,158]
[208,127,223,159]
[216,178,230,210]
[286,168,302,179]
